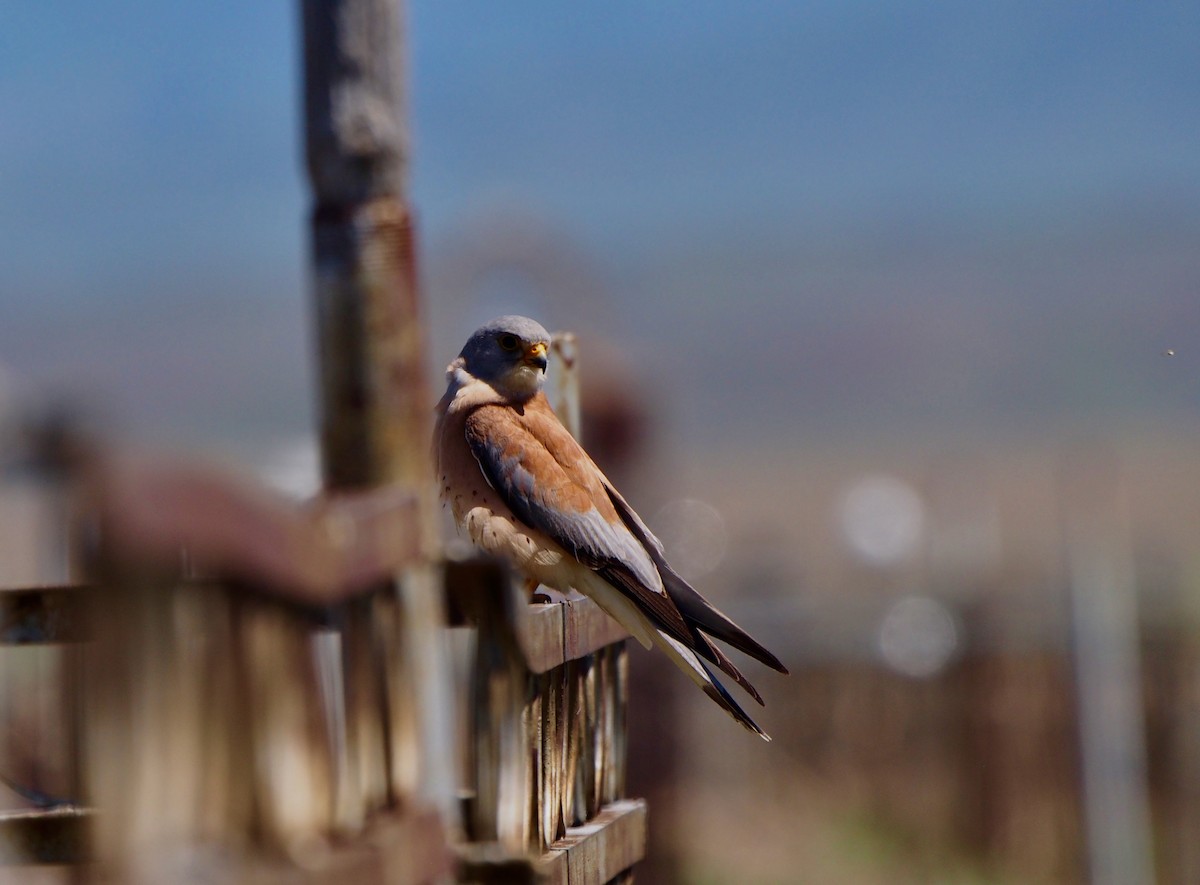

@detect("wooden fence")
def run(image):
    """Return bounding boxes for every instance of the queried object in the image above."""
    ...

[0,0,645,881]
[0,413,644,883]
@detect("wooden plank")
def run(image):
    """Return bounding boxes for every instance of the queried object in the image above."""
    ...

[4,578,630,661]
[288,806,452,884]
[4,566,629,659]
[16,446,424,607]
[519,603,565,675]
[521,600,627,674]
[444,559,627,673]
[455,842,542,884]
[10,806,454,882]
[556,799,645,885]
[0,808,91,865]
[535,846,569,885]
[561,600,627,666]
[460,801,645,885]
[1,452,426,612]
[444,561,628,671]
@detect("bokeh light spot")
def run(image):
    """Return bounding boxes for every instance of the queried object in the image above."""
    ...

[837,474,926,567]
[653,498,728,580]
[878,595,959,678]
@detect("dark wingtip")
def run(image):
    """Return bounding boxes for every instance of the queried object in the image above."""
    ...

[716,631,789,676]
[748,642,789,674]
[655,562,789,675]
[741,642,788,674]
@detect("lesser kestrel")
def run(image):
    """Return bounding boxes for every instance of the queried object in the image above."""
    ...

[434,316,786,738]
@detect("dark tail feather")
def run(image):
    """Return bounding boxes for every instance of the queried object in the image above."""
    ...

[699,660,771,741]
[661,564,789,674]
[656,631,770,740]
[694,630,765,705]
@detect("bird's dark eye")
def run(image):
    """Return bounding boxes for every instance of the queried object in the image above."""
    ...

[498,334,520,351]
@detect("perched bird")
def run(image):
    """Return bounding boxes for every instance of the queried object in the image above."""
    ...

[434,316,787,739]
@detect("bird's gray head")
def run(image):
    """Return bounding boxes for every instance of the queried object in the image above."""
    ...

[454,315,552,401]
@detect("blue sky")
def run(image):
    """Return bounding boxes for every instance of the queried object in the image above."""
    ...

[2,3,1199,447]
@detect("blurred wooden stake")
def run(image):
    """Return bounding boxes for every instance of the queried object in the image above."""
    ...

[549,334,581,441]
[1062,452,1155,885]
[302,0,456,828]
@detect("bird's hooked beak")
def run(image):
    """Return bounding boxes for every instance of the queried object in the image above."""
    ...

[523,341,549,372]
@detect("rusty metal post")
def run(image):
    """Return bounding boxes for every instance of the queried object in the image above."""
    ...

[301,0,455,828]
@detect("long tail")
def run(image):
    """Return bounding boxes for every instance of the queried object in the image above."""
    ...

[659,562,789,674]
[692,631,765,705]
[602,483,787,676]
[654,631,770,741]
[576,570,769,738]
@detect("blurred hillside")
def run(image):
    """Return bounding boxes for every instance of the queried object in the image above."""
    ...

[3,3,1199,455]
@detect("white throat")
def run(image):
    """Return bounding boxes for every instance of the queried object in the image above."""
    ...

[441,359,542,412]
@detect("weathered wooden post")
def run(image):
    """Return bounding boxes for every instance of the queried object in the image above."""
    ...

[302,0,456,826]
[303,1,422,490]
[1063,452,1155,885]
